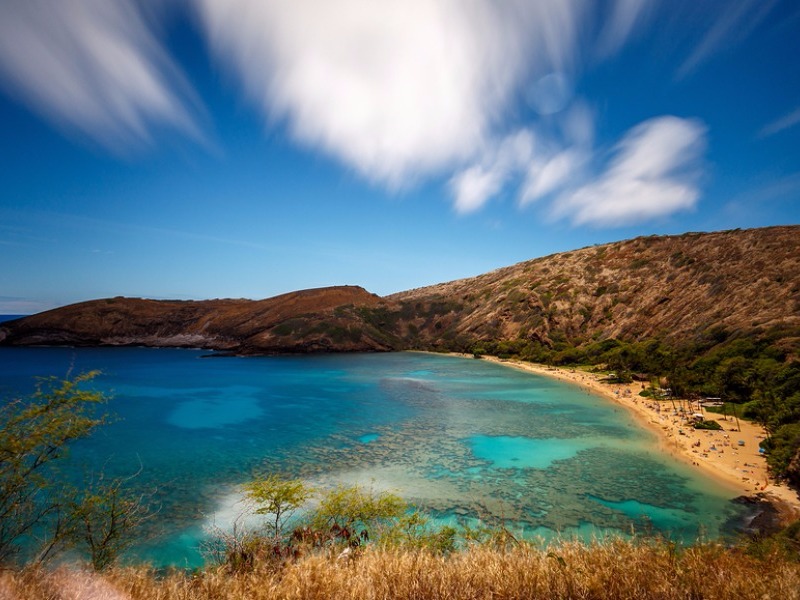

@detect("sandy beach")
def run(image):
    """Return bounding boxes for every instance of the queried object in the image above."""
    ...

[474,355,800,521]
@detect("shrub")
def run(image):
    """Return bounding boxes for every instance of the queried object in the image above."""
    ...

[0,373,107,563]
[243,475,314,539]
[693,420,723,431]
[311,485,406,542]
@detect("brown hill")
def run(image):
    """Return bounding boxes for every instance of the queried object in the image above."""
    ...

[1,226,798,355]
[386,225,800,353]
[0,285,397,354]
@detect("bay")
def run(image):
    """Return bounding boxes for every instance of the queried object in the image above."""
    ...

[0,346,750,566]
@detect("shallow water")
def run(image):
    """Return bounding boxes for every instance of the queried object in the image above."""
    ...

[0,347,749,566]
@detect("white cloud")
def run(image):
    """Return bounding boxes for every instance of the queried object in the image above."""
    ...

[552,116,707,227]
[450,166,505,215]
[449,130,533,213]
[759,106,800,139]
[451,111,707,228]
[453,101,594,211]
[196,0,582,187]
[0,0,723,231]
[522,149,586,204]
[594,0,654,59]
[525,73,573,116]
[0,0,200,149]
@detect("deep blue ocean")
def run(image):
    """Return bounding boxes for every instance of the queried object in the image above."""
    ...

[0,343,751,567]
[0,315,25,324]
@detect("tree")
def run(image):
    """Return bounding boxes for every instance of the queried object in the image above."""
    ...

[69,465,156,571]
[382,511,458,554]
[0,373,107,563]
[244,475,314,540]
[762,423,800,485]
[605,345,637,383]
[714,357,755,404]
[311,484,405,542]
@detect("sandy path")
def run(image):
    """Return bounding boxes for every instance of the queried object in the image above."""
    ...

[473,356,800,518]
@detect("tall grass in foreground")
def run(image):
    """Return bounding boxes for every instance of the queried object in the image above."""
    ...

[2,539,799,600]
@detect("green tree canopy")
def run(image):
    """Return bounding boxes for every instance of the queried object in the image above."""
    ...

[0,372,107,563]
[243,475,314,539]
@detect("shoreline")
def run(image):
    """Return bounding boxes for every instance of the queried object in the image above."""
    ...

[461,354,800,522]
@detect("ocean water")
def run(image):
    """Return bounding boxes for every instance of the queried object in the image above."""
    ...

[0,346,750,567]
[0,315,25,324]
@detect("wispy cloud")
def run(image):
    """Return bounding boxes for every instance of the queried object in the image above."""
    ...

[449,130,534,214]
[450,102,595,214]
[195,0,722,229]
[0,0,202,150]
[759,106,800,139]
[0,0,766,231]
[522,149,587,205]
[520,102,595,205]
[674,0,778,80]
[451,109,707,227]
[552,116,707,227]
[0,223,53,246]
[594,0,654,59]
[725,172,800,208]
[196,0,582,188]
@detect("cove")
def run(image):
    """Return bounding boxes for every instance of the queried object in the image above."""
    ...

[0,347,751,567]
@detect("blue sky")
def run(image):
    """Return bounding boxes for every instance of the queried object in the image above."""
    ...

[1,0,799,314]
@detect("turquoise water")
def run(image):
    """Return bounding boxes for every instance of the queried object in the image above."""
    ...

[0,347,749,566]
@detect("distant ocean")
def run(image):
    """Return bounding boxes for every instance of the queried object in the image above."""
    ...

[0,347,751,567]
[0,314,26,323]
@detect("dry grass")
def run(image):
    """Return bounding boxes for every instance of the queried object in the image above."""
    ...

[2,539,799,600]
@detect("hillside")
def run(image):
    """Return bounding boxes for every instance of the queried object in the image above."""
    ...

[0,285,399,354]
[1,226,798,355]
[386,225,800,353]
